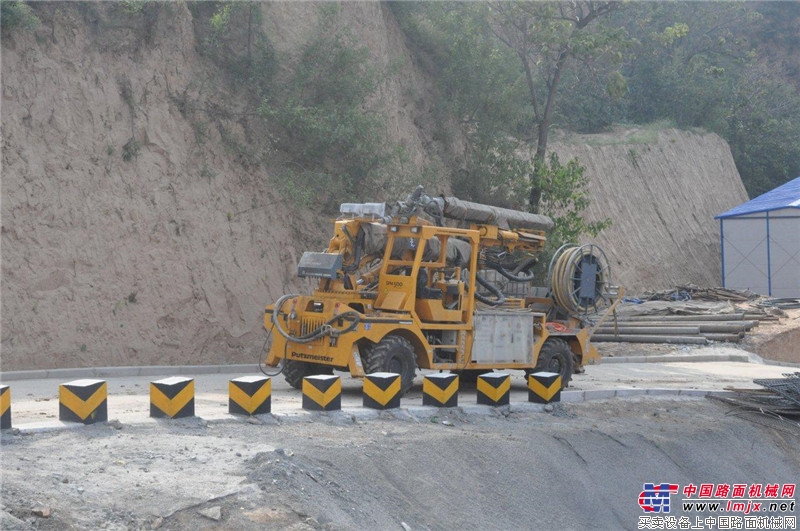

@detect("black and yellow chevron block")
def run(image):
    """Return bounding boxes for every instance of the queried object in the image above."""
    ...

[229,375,271,415]
[302,375,341,411]
[59,379,108,424]
[1,385,10,430]
[150,377,195,419]
[363,372,401,410]
[422,373,459,407]
[477,372,511,406]
[528,371,562,404]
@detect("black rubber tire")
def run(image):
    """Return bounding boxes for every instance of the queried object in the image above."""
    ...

[283,360,333,390]
[365,335,417,395]
[532,337,575,389]
[452,369,486,384]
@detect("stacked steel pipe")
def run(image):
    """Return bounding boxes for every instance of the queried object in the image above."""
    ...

[590,312,761,345]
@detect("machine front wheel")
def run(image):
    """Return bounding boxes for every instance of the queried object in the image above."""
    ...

[365,335,417,395]
[283,360,333,390]
[530,337,575,389]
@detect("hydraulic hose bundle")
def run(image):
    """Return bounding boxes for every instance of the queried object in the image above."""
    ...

[271,294,360,344]
[548,244,611,315]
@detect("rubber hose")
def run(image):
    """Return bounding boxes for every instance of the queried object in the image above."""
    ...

[272,294,361,343]
[550,246,606,314]
[491,264,536,283]
[475,273,506,306]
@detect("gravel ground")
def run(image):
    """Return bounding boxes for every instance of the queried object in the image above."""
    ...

[2,398,798,530]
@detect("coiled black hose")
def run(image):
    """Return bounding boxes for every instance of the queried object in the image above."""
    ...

[475,273,506,306]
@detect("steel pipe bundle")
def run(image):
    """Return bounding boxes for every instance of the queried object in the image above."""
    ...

[590,313,759,344]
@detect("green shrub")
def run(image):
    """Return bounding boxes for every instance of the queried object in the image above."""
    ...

[1,1,39,31]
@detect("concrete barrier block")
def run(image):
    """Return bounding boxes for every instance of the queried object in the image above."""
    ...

[476,372,510,406]
[59,379,107,424]
[527,371,561,404]
[422,373,459,407]
[302,375,341,411]
[150,377,194,418]
[1,385,10,429]
[229,375,271,415]
[363,372,401,410]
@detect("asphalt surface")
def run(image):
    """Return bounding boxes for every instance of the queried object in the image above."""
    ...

[1,351,797,431]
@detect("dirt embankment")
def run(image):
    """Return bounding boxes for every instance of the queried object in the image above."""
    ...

[2,4,751,371]
[551,129,749,293]
[0,3,443,371]
[2,400,798,530]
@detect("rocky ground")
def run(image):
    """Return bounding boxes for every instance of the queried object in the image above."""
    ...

[2,398,798,531]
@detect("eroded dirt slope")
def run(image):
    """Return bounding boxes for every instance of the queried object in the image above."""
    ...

[0,3,442,371]
[552,128,749,293]
[1,400,798,530]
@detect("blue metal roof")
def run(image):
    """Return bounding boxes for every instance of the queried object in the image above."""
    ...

[716,176,800,219]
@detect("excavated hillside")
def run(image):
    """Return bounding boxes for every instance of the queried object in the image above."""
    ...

[0,2,444,371]
[2,3,748,371]
[552,129,749,292]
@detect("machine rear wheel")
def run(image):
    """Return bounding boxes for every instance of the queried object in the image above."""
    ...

[283,360,333,390]
[531,338,575,389]
[365,335,417,395]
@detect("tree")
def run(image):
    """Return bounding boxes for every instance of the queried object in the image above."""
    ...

[726,60,800,197]
[488,1,624,212]
[613,2,800,196]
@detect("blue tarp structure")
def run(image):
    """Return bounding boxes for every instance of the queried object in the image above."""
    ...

[716,177,800,219]
[715,177,800,297]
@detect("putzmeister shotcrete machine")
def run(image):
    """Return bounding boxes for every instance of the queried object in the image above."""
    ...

[264,186,619,394]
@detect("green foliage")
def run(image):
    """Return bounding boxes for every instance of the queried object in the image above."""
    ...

[451,137,529,207]
[611,2,800,195]
[261,98,382,174]
[200,163,216,180]
[394,2,611,248]
[1,1,39,31]
[536,153,611,249]
[259,18,396,207]
[725,62,800,197]
[121,138,141,162]
[451,138,610,251]
[187,3,428,211]
[393,3,527,141]
[199,2,276,98]
[120,1,147,15]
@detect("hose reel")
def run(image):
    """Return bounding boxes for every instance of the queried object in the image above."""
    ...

[548,244,612,315]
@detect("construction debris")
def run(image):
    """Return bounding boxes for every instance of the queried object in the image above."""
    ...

[641,285,759,303]
[588,286,790,344]
[710,373,800,422]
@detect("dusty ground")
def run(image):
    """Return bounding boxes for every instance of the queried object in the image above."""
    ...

[595,308,800,364]
[741,309,800,364]
[2,398,798,531]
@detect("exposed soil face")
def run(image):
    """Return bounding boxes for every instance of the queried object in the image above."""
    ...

[2,399,798,531]
[551,129,748,293]
[745,309,800,364]
[2,4,749,371]
[0,3,443,371]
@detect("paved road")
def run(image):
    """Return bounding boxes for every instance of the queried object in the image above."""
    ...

[2,358,796,430]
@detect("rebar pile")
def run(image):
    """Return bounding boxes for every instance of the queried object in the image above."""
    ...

[641,285,759,302]
[711,373,800,420]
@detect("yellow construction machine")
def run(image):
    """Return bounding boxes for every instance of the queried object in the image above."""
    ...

[264,186,619,394]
